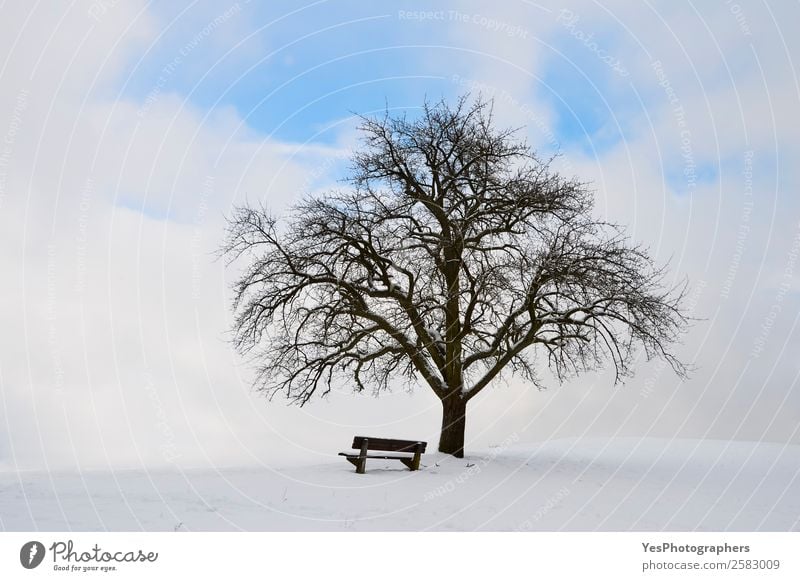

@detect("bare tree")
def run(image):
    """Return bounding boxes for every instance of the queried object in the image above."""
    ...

[222,96,689,458]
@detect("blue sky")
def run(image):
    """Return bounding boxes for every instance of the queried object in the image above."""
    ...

[120,1,648,150]
[123,3,448,143]
[111,0,742,200]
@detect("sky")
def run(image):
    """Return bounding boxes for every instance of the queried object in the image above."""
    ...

[1,0,799,472]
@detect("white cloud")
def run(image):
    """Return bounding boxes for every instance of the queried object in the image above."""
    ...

[0,2,381,471]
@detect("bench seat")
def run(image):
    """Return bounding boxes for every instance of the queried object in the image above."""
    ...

[338,452,414,461]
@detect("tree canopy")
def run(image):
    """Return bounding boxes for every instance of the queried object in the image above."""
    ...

[222,96,690,456]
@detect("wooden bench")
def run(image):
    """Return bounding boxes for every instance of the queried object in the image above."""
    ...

[339,436,427,474]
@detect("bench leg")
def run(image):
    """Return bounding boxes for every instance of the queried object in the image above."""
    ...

[356,439,368,474]
[399,450,422,471]
[411,450,421,471]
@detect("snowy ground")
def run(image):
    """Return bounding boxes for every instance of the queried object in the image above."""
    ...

[1,438,797,531]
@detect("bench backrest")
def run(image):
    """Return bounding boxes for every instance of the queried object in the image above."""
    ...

[351,436,427,453]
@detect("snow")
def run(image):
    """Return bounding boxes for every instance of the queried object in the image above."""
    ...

[422,325,445,350]
[569,311,587,323]
[1,438,797,531]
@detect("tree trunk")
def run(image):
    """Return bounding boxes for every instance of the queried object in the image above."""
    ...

[438,393,467,457]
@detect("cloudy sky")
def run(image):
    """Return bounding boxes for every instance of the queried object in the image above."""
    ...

[1,0,799,472]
